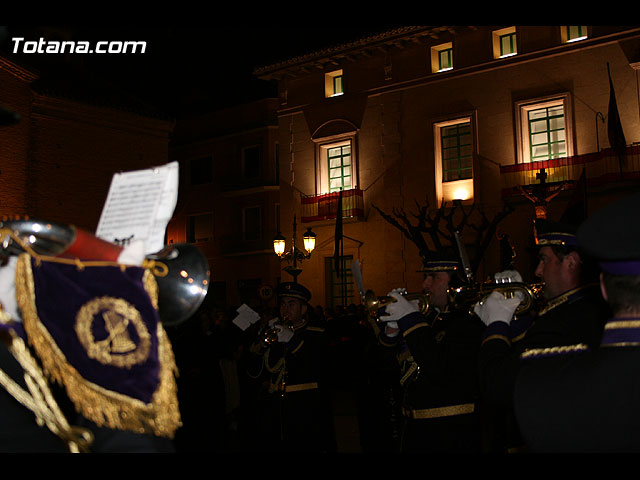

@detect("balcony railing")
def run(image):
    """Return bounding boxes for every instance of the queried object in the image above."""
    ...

[500,145,640,196]
[300,188,364,223]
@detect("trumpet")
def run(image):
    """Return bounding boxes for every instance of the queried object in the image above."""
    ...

[448,281,545,315]
[364,289,431,318]
[259,317,293,347]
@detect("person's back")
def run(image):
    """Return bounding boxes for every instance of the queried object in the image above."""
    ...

[514,192,640,452]
[515,340,640,452]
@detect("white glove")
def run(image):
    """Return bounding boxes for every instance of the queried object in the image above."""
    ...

[268,319,294,343]
[494,270,525,301]
[494,270,522,283]
[0,256,20,323]
[473,290,521,326]
[381,290,420,322]
[275,324,294,343]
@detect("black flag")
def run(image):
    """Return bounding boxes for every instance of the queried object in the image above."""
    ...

[334,189,343,278]
[561,167,588,226]
[607,62,627,177]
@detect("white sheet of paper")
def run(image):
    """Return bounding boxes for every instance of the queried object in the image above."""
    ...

[95,162,178,255]
[232,304,261,331]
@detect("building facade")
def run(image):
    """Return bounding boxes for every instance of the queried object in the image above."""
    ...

[167,98,282,311]
[0,55,174,232]
[254,26,640,307]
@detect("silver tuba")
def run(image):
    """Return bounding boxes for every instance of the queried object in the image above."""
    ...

[0,217,210,326]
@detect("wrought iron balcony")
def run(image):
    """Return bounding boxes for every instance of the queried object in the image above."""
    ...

[300,188,365,223]
[500,145,640,197]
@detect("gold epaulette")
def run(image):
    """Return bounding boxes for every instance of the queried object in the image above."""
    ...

[402,322,430,338]
[402,403,475,420]
[481,334,511,347]
[520,343,589,360]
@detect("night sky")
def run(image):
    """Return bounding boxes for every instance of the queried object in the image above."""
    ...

[1,26,401,117]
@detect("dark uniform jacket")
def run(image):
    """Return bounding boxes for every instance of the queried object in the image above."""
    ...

[380,307,485,453]
[0,332,174,453]
[246,321,336,453]
[514,317,640,452]
[0,257,179,453]
[479,284,609,451]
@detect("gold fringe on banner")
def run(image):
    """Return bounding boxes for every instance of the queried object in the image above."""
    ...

[14,253,181,438]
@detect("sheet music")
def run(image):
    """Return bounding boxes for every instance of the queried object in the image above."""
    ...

[232,304,261,331]
[95,161,178,255]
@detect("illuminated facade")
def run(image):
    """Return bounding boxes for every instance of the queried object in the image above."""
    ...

[167,99,283,310]
[255,26,640,306]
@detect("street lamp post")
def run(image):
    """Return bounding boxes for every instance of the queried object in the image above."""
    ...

[273,214,316,282]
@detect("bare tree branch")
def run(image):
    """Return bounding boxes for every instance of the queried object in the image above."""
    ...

[374,199,514,278]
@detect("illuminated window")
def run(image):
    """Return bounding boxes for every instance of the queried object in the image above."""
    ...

[431,43,453,73]
[328,144,352,192]
[493,27,517,58]
[515,95,574,163]
[325,69,344,97]
[528,106,566,161]
[434,117,474,202]
[316,136,357,194]
[441,122,473,181]
[562,26,588,43]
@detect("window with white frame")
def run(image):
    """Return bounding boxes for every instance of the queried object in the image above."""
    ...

[325,69,344,97]
[316,136,356,194]
[328,144,352,192]
[493,27,517,58]
[431,42,453,73]
[562,26,588,43]
[515,95,574,163]
[434,117,474,202]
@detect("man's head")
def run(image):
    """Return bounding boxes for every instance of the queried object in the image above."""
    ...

[578,192,640,317]
[534,219,584,300]
[534,245,582,300]
[419,258,461,310]
[600,273,640,316]
[277,282,311,327]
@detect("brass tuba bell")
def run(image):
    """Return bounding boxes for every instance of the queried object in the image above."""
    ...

[146,243,210,327]
[0,217,210,327]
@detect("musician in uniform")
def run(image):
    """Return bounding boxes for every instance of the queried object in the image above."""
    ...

[245,282,336,453]
[377,253,486,453]
[514,192,640,452]
[474,219,609,452]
